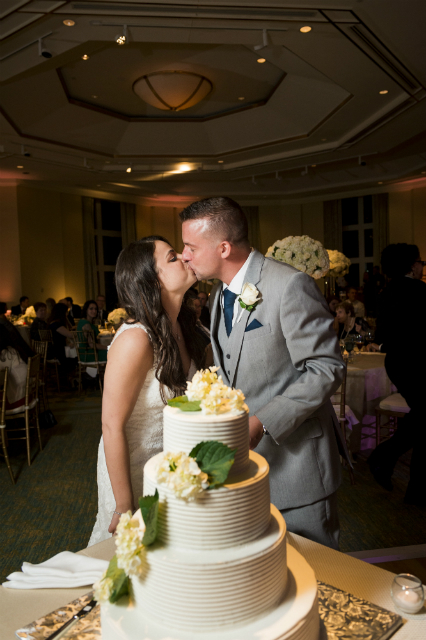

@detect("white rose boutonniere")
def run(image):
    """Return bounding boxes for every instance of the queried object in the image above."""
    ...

[236,282,260,323]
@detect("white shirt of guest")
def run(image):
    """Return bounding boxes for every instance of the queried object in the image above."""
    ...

[221,250,254,327]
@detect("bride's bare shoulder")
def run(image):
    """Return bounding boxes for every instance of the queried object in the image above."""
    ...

[109,323,153,358]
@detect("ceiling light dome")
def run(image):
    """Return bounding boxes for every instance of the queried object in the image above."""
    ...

[133,71,212,111]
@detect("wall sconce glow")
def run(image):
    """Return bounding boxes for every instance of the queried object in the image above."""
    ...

[218,160,224,164]
[17,165,23,168]
[238,97,245,101]
[300,26,312,33]
[379,90,388,94]
[257,58,266,64]
[177,163,191,173]
[63,20,75,26]
[82,54,89,60]
[126,167,132,173]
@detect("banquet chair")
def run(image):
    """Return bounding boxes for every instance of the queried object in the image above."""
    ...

[38,329,60,392]
[5,354,42,467]
[331,360,356,485]
[31,340,49,412]
[374,393,410,447]
[0,368,15,484]
[72,330,106,395]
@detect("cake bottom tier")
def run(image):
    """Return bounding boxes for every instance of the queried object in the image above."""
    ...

[101,544,319,640]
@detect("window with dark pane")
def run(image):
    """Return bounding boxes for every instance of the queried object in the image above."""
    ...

[101,200,121,231]
[364,228,374,257]
[363,196,373,224]
[347,263,360,287]
[103,236,122,266]
[104,271,118,310]
[341,197,358,226]
[366,262,373,273]
[342,230,359,258]
[95,236,99,265]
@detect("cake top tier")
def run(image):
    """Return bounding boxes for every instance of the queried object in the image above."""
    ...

[168,367,248,416]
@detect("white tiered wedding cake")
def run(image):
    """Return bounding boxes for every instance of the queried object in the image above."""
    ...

[101,373,319,640]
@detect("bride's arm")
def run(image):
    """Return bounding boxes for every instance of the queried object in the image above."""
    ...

[102,328,154,535]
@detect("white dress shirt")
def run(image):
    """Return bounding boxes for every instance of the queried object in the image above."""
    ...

[221,250,254,327]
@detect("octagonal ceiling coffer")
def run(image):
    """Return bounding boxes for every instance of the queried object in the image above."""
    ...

[133,71,213,111]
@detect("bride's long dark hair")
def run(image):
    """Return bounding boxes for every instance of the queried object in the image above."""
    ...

[115,236,206,402]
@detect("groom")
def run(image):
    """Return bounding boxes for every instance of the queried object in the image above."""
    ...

[180,196,345,549]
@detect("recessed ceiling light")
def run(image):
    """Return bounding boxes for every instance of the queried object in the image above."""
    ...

[96,184,101,187]
[238,97,245,101]
[321,138,327,141]
[218,160,224,163]
[422,171,426,174]
[311,164,316,167]
[126,167,132,173]
[17,165,23,168]
[300,26,312,33]
[63,20,75,27]
[379,90,388,94]
[105,161,110,164]
[92,95,98,99]
[378,181,383,184]
[257,58,266,64]
[82,54,89,60]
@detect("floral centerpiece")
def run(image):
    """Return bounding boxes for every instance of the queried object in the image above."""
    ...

[326,250,351,277]
[107,308,128,329]
[266,235,329,279]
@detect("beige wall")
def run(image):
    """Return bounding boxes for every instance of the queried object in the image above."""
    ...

[136,204,183,251]
[0,186,22,305]
[389,186,426,262]
[257,200,324,254]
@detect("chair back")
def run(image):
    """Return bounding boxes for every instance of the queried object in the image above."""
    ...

[31,340,48,366]
[26,355,40,406]
[72,330,100,365]
[38,329,53,343]
[0,368,8,426]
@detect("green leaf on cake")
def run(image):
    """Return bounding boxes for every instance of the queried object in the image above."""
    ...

[139,490,159,546]
[104,555,129,604]
[167,395,201,412]
[189,441,236,488]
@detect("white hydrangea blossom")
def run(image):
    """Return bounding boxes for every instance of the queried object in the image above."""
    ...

[186,367,247,415]
[107,308,128,324]
[93,571,114,603]
[266,235,330,279]
[326,250,351,277]
[115,509,146,576]
[156,452,209,500]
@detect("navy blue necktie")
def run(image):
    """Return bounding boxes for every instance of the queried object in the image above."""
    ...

[223,289,237,337]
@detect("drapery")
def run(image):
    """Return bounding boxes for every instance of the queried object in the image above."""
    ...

[372,193,388,265]
[323,199,342,252]
[82,196,97,300]
[242,206,261,251]
[120,202,137,247]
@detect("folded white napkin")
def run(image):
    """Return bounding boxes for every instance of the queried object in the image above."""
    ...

[2,551,108,589]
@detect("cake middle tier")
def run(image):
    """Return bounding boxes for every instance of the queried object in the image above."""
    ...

[163,405,249,475]
[143,450,271,550]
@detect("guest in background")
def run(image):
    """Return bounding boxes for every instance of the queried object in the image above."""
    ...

[96,294,108,323]
[0,302,10,327]
[346,286,365,318]
[11,296,29,317]
[362,271,378,318]
[334,301,369,340]
[327,296,340,317]
[49,303,75,367]
[0,301,36,355]
[65,297,82,326]
[0,324,34,410]
[45,298,56,319]
[367,244,426,506]
[30,302,49,341]
[77,300,108,362]
[197,290,210,329]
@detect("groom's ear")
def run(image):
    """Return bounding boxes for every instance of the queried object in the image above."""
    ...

[219,241,232,260]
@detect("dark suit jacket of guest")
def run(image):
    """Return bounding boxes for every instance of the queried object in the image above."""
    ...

[11,304,25,316]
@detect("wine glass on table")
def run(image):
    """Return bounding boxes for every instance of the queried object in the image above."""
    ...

[354,332,364,351]
[365,330,375,350]
[344,336,355,363]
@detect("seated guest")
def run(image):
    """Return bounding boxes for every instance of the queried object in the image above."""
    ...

[346,286,365,318]
[49,303,75,367]
[0,302,10,326]
[96,294,108,323]
[65,296,82,326]
[0,324,34,410]
[0,301,36,352]
[76,300,108,362]
[335,301,369,340]
[197,291,210,329]
[45,297,56,319]
[11,296,29,317]
[30,302,49,340]
[327,296,340,316]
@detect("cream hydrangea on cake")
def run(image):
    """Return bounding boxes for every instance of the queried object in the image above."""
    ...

[156,451,209,500]
[326,250,351,277]
[266,235,329,279]
[93,572,114,603]
[186,367,247,415]
[115,509,146,576]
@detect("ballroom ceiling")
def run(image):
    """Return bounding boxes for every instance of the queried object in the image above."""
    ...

[1,0,426,200]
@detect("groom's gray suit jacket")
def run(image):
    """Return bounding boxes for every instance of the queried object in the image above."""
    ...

[210,250,344,511]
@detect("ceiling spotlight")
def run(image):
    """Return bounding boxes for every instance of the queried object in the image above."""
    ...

[378,181,383,184]
[82,54,89,60]
[311,164,316,167]
[422,171,426,174]
[177,163,191,172]
[38,37,52,59]
[17,165,23,169]
[321,138,327,141]
[63,19,75,27]
[92,95,98,99]
[379,90,388,94]
[218,160,224,163]
[300,26,312,33]
[126,166,132,173]
[238,97,245,101]
[115,25,128,45]
[257,58,266,64]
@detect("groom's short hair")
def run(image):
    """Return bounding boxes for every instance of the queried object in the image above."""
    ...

[179,197,249,248]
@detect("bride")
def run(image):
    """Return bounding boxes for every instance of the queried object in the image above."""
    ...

[88,236,207,545]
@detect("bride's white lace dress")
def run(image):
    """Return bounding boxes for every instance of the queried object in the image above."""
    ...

[88,322,196,546]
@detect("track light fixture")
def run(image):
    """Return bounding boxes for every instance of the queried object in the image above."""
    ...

[252,176,257,185]
[275,171,282,181]
[358,156,367,166]
[115,25,128,45]
[254,29,269,51]
[38,37,52,58]
[301,166,308,176]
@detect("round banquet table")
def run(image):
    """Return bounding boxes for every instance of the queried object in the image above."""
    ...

[0,533,424,639]
[346,352,397,452]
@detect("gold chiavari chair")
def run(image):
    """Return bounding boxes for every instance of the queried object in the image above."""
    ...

[31,340,49,412]
[5,354,43,466]
[331,360,356,485]
[0,368,15,484]
[72,330,106,395]
[38,329,60,392]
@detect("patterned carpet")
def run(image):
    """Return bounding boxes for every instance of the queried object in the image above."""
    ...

[1,389,425,583]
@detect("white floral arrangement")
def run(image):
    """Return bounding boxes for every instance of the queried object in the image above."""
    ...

[266,235,329,279]
[156,452,209,500]
[107,308,128,324]
[183,366,247,415]
[326,250,351,277]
